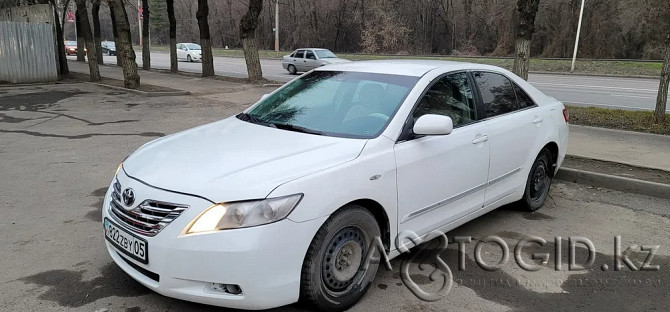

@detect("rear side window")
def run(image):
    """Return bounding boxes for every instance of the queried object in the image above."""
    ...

[473,72,518,118]
[513,83,536,109]
[295,50,305,58]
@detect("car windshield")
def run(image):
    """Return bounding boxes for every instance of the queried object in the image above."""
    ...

[186,44,201,50]
[241,71,419,139]
[105,42,115,47]
[315,50,337,59]
[65,41,76,45]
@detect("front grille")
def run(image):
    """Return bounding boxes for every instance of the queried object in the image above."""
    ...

[110,179,188,237]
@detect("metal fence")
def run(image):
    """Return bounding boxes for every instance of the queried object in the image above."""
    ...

[0,21,58,83]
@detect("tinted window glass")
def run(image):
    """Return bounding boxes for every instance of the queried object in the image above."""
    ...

[295,50,305,58]
[245,71,419,139]
[306,51,316,60]
[473,72,518,118]
[513,83,535,109]
[414,72,476,127]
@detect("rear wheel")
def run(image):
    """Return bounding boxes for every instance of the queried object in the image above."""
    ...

[519,148,553,211]
[300,206,380,312]
[288,64,297,75]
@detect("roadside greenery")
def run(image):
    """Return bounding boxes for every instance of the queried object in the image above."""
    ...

[139,46,664,77]
[567,105,670,135]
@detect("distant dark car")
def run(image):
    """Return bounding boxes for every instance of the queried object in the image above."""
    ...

[101,41,116,56]
[64,40,77,55]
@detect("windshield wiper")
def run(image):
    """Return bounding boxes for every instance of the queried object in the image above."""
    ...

[237,113,276,128]
[272,123,324,135]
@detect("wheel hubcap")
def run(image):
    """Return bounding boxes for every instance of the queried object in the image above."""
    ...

[322,227,365,292]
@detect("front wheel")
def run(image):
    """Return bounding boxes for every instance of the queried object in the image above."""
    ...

[300,206,380,312]
[519,148,553,211]
[187,55,192,62]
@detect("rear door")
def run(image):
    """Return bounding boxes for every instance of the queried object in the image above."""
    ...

[176,44,185,59]
[472,71,544,207]
[293,50,306,71]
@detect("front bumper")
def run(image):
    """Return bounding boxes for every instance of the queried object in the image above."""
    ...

[103,170,325,310]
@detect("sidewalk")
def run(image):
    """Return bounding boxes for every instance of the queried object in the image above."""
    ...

[68,60,669,173]
[568,125,670,172]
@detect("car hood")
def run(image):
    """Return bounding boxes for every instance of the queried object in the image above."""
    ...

[123,117,367,203]
[322,58,351,64]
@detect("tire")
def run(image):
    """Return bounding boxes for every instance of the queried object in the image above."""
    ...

[108,50,112,56]
[300,206,381,312]
[288,64,297,75]
[519,148,553,211]
[187,55,192,62]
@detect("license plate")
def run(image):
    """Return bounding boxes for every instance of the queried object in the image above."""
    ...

[104,218,149,264]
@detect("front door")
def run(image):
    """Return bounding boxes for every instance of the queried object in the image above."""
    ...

[395,72,490,237]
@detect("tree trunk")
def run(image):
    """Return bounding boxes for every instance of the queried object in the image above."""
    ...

[167,0,177,73]
[109,0,141,89]
[240,0,263,82]
[52,1,69,76]
[92,0,103,65]
[109,7,122,66]
[142,0,151,70]
[75,0,100,81]
[654,34,670,123]
[197,0,215,77]
[512,0,540,80]
[75,11,85,62]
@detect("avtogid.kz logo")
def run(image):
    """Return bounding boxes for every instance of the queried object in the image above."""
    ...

[364,231,661,302]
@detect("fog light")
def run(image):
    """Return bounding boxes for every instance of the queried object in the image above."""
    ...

[208,282,243,295]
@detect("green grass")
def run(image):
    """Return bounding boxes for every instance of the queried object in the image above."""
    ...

[567,105,670,135]
[136,45,663,77]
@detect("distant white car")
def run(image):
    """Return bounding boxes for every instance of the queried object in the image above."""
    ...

[103,60,568,311]
[176,43,201,62]
[282,48,350,74]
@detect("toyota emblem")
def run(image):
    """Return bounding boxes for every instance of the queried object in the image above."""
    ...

[122,188,135,207]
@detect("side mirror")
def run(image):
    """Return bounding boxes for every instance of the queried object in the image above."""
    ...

[260,94,270,101]
[413,114,453,136]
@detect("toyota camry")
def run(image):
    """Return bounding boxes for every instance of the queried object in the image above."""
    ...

[103,60,569,311]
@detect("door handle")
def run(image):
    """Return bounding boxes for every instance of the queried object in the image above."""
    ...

[472,135,489,144]
[532,116,544,124]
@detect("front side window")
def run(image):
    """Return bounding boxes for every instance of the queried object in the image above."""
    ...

[473,72,518,118]
[242,71,419,139]
[413,72,476,127]
[306,51,316,60]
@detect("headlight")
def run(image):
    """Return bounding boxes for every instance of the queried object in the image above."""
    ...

[115,162,123,175]
[184,194,303,234]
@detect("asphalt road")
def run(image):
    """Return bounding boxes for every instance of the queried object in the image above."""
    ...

[1,83,669,311]
[83,52,668,112]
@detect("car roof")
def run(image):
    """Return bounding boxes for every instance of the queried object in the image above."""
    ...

[315,59,506,77]
[295,48,330,51]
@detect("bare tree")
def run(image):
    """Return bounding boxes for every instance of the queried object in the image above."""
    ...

[109,0,140,88]
[109,5,122,66]
[512,0,540,80]
[240,0,263,82]
[197,0,214,77]
[75,11,85,61]
[141,0,150,70]
[654,33,670,123]
[167,0,177,72]
[50,0,69,75]
[91,0,103,65]
[75,0,100,81]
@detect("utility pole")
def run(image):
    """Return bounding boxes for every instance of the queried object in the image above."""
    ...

[571,0,585,73]
[138,0,142,46]
[274,0,279,54]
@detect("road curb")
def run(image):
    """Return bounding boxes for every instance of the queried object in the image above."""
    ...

[555,167,670,200]
[84,82,190,97]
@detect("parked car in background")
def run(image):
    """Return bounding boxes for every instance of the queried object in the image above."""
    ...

[282,48,350,74]
[64,40,77,55]
[101,41,116,56]
[102,60,568,311]
[176,43,202,62]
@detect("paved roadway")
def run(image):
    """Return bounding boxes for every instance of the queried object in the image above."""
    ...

[82,52,669,112]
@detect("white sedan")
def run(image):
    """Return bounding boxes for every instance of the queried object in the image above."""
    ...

[176,43,202,62]
[102,60,568,311]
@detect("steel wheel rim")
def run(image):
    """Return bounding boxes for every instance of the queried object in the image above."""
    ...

[530,161,548,202]
[322,226,366,292]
